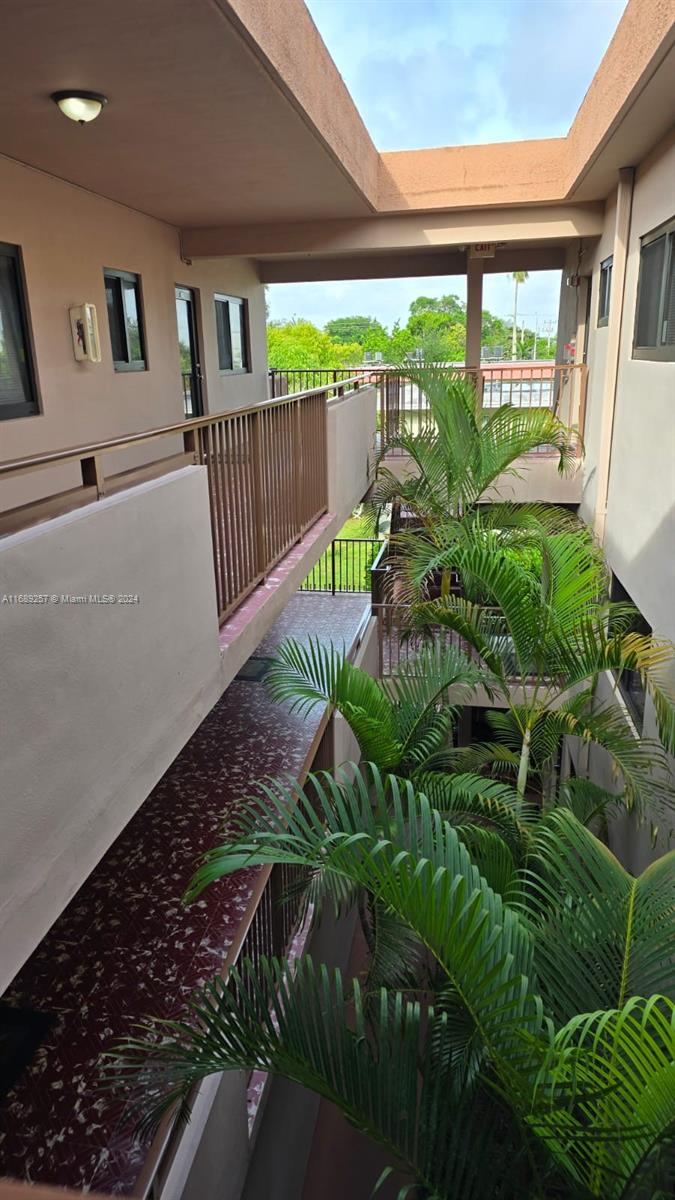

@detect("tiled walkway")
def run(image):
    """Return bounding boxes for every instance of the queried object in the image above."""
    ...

[0,593,369,1195]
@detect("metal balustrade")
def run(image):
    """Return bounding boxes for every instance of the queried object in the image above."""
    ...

[268,363,587,458]
[300,536,382,594]
[0,376,365,625]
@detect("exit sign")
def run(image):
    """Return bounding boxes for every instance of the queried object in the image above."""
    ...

[470,243,496,258]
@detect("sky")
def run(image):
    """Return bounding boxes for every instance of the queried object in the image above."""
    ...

[267,0,627,333]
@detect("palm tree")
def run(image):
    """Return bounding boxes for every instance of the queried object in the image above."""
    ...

[511,271,529,360]
[107,768,675,1200]
[370,365,577,602]
[373,366,575,529]
[413,529,675,819]
[264,635,488,776]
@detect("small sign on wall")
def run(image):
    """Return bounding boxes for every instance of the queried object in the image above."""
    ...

[470,243,496,258]
[69,303,102,363]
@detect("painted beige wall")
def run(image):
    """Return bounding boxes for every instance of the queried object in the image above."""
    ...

[0,468,223,990]
[569,132,675,870]
[602,134,675,642]
[578,189,617,526]
[182,203,605,259]
[326,387,377,518]
[0,381,376,990]
[0,155,268,511]
[386,451,582,506]
[579,133,675,641]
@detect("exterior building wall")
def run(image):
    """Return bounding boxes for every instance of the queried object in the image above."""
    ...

[570,129,675,871]
[0,385,378,992]
[578,188,618,525]
[0,155,268,512]
[0,467,223,991]
[580,132,675,643]
[603,132,675,644]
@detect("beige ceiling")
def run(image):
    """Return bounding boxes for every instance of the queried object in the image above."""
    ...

[0,0,673,236]
[0,0,375,227]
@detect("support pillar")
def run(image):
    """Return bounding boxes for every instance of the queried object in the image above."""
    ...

[465,254,484,370]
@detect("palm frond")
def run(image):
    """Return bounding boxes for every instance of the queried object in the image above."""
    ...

[530,995,675,1200]
[105,956,537,1200]
[265,637,402,769]
[186,765,542,1069]
[523,809,675,1021]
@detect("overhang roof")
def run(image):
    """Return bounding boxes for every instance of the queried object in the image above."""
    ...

[0,0,378,226]
[0,0,673,236]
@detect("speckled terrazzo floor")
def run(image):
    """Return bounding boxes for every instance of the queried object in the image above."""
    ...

[0,592,369,1195]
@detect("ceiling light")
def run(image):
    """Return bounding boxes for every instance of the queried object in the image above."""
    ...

[51,90,108,124]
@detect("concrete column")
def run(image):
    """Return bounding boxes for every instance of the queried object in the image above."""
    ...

[465,254,484,369]
[594,167,635,544]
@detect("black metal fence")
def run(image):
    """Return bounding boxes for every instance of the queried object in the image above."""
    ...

[301,537,382,594]
[268,367,370,398]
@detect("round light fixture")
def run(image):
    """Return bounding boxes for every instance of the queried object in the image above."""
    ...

[51,90,108,124]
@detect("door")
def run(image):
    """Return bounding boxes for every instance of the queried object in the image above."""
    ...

[175,286,203,417]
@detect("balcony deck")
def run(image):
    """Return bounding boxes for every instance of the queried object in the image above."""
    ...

[0,593,370,1196]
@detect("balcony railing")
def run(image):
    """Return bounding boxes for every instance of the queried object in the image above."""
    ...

[268,363,588,455]
[375,363,587,453]
[268,367,362,398]
[300,536,382,594]
[377,602,543,686]
[0,376,365,625]
[376,602,488,677]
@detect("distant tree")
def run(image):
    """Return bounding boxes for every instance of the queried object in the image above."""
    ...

[387,320,417,361]
[267,320,361,370]
[362,324,391,356]
[409,294,465,322]
[266,292,555,368]
[325,315,387,346]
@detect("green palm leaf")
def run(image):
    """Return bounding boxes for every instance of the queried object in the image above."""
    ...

[523,809,675,1021]
[264,637,402,769]
[186,766,542,1071]
[106,958,539,1200]
[530,995,675,1200]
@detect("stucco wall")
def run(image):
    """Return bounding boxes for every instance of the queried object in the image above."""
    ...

[0,467,223,989]
[387,450,582,505]
[577,133,675,642]
[578,189,617,526]
[602,134,675,643]
[0,155,268,511]
[326,386,377,518]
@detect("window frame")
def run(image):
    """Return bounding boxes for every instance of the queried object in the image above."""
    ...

[214,293,250,374]
[597,255,613,327]
[632,215,675,362]
[0,241,40,421]
[103,267,147,372]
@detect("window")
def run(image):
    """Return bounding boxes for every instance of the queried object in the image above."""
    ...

[0,242,39,420]
[215,295,249,372]
[633,216,675,361]
[609,575,651,732]
[597,256,612,326]
[103,268,146,370]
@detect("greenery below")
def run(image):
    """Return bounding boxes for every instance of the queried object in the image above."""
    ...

[301,513,382,592]
[105,368,675,1200]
